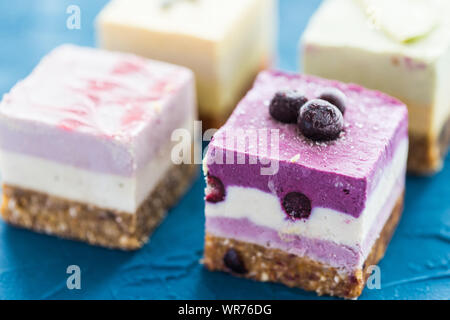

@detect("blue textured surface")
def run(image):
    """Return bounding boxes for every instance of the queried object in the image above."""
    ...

[0,0,449,300]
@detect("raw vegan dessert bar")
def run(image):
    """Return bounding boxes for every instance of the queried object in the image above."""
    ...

[96,0,276,129]
[301,0,450,174]
[0,45,197,250]
[203,70,408,298]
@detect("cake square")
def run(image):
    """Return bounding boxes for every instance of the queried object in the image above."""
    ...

[301,0,450,173]
[0,45,197,250]
[203,70,408,298]
[96,0,277,128]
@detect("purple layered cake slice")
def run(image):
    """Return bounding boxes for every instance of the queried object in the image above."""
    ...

[203,70,408,298]
[0,45,197,250]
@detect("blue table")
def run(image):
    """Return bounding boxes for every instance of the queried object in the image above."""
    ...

[0,0,448,300]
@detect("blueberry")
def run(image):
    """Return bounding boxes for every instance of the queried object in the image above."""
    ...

[318,88,347,115]
[269,90,308,123]
[205,175,225,203]
[223,248,247,274]
[282,192,312,220]
[298,99,344,141]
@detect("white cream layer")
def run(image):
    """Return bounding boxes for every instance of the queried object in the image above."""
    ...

[0,119,194,214]
[0,145,170,213]
[206,139,408,249]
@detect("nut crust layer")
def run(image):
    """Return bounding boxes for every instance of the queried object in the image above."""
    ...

[1,164,197,250]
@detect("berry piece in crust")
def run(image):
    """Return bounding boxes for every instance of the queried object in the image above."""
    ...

[223,248,248,274]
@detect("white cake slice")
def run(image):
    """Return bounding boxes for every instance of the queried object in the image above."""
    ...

[301,0,450,173]
[96,0,277,128]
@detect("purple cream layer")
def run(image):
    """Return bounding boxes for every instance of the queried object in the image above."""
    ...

[206,173,405,271]
[0,45,195,176]
[206,70,408,218]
